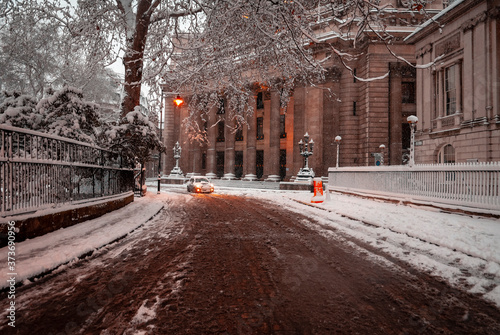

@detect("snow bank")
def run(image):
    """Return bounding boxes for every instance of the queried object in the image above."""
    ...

[0,195,163,288]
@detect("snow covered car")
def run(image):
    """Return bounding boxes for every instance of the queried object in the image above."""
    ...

[186,177,215,193]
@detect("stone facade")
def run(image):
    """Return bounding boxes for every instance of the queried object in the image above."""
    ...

[162,1,455,180]
[407,0,500,163]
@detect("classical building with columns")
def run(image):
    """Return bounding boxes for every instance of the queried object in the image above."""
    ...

[406,0,500,163]
[161,1,453,180]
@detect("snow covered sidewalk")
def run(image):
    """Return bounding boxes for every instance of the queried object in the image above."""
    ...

[0,194,164,289]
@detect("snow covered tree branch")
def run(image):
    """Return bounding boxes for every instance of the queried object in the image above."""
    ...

[2,1,442,137]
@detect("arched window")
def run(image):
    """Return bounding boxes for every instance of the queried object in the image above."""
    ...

[438,144,455,164]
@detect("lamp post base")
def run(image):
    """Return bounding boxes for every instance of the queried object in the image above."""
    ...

[168,166,184,178]
[295,167,315,182]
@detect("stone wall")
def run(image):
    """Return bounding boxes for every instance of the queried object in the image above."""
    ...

[0,192,134,247]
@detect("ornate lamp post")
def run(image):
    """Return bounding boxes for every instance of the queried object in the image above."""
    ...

[296,132,315,181]
[165,95,184,179]
[169,141,184,177]
[335,135,342,168]
[407,115,418,167]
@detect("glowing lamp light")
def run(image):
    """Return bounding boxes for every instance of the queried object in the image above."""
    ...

[173,95,184,107]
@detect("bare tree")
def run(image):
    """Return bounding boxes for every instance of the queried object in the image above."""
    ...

[0,1,121,102]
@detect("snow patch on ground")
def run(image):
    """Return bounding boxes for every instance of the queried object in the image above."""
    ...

[0,193,164,288]
[131,296,160,325]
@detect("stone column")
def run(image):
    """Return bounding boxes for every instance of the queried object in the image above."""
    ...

[191,114,203,175]
[206,106,217,178]
[163,93,176,175]
[223,110,236,179]
[305,86,323,177]
[178,104,189,175]
[293,87,306,177]
[188,140,201,177]
[390,64,403,165]
[243,95,257,180]
[264,90,281,181]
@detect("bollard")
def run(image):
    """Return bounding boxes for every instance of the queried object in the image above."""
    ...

[311,177,324,203]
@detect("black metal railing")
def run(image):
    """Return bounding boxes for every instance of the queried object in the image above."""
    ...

[0,125,134,217]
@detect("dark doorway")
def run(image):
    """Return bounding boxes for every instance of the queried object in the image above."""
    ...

[216,151,224,178]
[256,150,264,179]
[402,123,411,150]
[235,151,243,178]
[280,149,286,181]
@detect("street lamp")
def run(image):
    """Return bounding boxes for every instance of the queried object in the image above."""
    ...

[173,95,184,107]
[379,144,386,166]
[157,91,164,194]
[407,115,418,167]
[296,132,315,181]
[157,93,184,193]
[335,135,342,168]
[169,141,184,177]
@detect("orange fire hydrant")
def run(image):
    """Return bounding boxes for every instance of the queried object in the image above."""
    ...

[311,178,324,203]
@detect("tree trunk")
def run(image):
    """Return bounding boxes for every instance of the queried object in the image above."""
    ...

[120,0,153,118]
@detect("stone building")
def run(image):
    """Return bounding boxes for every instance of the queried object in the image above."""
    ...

[406,0,500,164]
[161,1,450,180]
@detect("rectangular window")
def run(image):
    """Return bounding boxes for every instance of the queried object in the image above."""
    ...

[353,101,357,116]
[235,151,243,178]
[445,65,457,115]
[402,82,416,104]
[217,99,225,114]
[256,92,264,110]
[280,115,286,138]
[216,151,224,178]
[434,62,461,121]
[256,150,264,179]
[257,117,264,140]
[402,123,411,149]
[201,153,207,170]
[279,149,286,180]
[217,121,225,142]
[235,128,243,141]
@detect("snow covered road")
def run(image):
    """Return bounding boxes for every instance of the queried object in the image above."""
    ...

[0,188,499,334]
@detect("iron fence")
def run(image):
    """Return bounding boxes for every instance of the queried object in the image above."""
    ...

[328,162,500,212]
[0,125,134,217]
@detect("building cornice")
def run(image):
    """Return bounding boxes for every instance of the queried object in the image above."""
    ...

[405,0,485,44]
[461,5,500,31]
